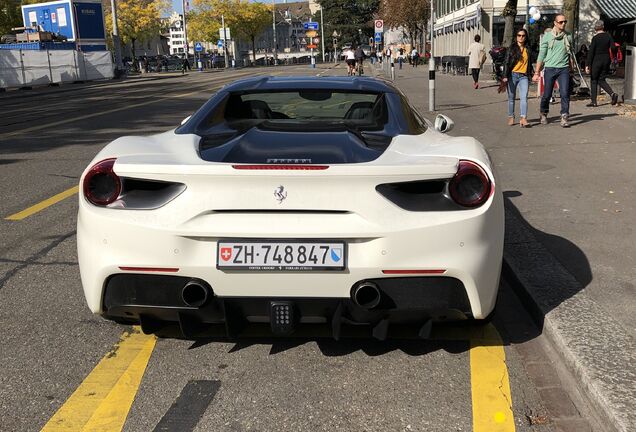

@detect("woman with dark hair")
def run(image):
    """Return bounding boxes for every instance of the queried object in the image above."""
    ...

[502,28,535,127]
[585,20,619,107]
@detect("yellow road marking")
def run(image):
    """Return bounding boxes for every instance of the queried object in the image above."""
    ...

[469,324,516,432]
[5,186,79,221]
[41,328,156,432]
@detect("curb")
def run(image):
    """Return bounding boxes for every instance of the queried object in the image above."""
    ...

[502,200,636,432]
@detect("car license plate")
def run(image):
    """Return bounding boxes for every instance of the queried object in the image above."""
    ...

[217,241,346,271]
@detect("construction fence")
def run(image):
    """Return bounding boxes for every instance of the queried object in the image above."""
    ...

[0,50,114,90]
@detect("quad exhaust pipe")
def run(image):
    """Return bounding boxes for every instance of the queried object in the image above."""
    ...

[181,280,212,308]
[352,281,381,309]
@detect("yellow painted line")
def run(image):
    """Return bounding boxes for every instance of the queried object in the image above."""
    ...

[5,185,79,221]
[470,323,516,432]
[41,328,156,432]
[4,70,292,222]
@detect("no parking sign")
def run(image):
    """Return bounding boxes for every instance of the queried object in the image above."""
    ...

[374,19,384,33]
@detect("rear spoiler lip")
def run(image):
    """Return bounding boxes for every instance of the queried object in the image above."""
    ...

[112,159,460,179]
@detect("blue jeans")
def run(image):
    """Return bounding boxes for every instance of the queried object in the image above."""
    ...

[540,67,570,116]
[507,73,529,118]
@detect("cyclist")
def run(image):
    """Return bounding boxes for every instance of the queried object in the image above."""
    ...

[345,46,356,76]
[354,45,366,75]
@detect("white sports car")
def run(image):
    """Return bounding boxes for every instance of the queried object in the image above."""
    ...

[77,76,504,339]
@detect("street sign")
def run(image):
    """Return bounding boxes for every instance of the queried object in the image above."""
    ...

[194,42,203,52]
[219,28,231,39]
[312,37,320,44]
[374,19,384,33]
[217,40,223,48]
[305,30,318,38]
[374,35,382,43]
[307,44,317,49]
[303,22,319,30]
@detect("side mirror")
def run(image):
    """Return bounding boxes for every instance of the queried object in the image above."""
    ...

[434,114,454,133]
[180,115,192,125]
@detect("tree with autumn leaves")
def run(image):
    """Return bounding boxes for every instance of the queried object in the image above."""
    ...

[378,0,429,51]
[187,0,270,64]
[0,0,21,36]
[102,0,169,64]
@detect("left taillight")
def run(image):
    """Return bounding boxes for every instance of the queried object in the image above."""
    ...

[449,160,492,208]
[83,158,121,206]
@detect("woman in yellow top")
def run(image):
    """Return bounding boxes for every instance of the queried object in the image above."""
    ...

[502,28,535,127]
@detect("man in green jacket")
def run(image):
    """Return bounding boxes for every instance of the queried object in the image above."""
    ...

[533,14,574,127]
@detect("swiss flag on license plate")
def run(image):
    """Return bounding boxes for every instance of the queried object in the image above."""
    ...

[220,247,233,261]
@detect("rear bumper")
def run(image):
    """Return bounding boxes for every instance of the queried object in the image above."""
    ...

[103,274,473,339]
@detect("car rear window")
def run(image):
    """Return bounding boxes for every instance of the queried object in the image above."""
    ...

[222,90,387,130]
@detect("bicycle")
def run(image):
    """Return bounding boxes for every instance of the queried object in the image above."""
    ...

[355,59,364,76]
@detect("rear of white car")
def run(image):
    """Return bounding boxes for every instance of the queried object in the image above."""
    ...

[77,77,503,339]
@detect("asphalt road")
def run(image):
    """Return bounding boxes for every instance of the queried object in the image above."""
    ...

[0,65,596,431]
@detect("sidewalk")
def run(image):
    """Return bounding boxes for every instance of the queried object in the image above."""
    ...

[375,64,635,432]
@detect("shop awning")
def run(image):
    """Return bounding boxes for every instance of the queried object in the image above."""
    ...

[595,0,636,19]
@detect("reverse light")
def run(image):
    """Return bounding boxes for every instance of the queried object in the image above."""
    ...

[83,158,121,206]
[449,160,491,208]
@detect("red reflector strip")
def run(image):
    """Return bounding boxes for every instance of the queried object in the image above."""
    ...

[382,269,447,275]
[119,267,179,273]
[232,164,329,170]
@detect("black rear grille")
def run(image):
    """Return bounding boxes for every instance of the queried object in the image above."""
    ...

[376,180,461,211]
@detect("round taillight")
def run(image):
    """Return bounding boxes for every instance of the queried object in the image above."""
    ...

[449,160,491,208]
[83,158,121,206]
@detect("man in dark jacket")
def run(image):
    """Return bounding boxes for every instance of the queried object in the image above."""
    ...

[354,46,366,74]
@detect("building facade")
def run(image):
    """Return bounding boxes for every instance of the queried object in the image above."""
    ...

[432,0,635,60]
[234,1,315,61]
[433,0,567,60]
[167,11,186,55]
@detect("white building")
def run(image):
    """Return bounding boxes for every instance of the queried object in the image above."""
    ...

[167,11,186,55]
[432,0,635,60]
[432,0,565,59]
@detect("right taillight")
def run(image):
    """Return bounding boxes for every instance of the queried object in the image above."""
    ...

[449,160,491,208]
[83,158,121,206]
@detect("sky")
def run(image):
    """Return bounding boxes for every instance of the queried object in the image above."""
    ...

[171,0,183,14]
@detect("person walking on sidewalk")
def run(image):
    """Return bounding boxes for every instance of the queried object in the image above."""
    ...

[411,48,419,67]
[533,14,574,127]
[467,35,486,89]
[503,28,534,128]
[585,20,619,107]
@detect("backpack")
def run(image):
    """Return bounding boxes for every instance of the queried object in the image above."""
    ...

[610,43,622,64]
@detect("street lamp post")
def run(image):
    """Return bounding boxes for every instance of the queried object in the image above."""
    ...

[182,0,189,60]
[320,5,325,63]
[221,14,228,68]
[272,0,278,65]
[110,0,123,72]
[429,0,436,111]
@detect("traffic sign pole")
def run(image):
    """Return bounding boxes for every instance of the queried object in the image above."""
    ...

[429,1,435,111]
[320,7,325,63]
[221,14,228,69]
